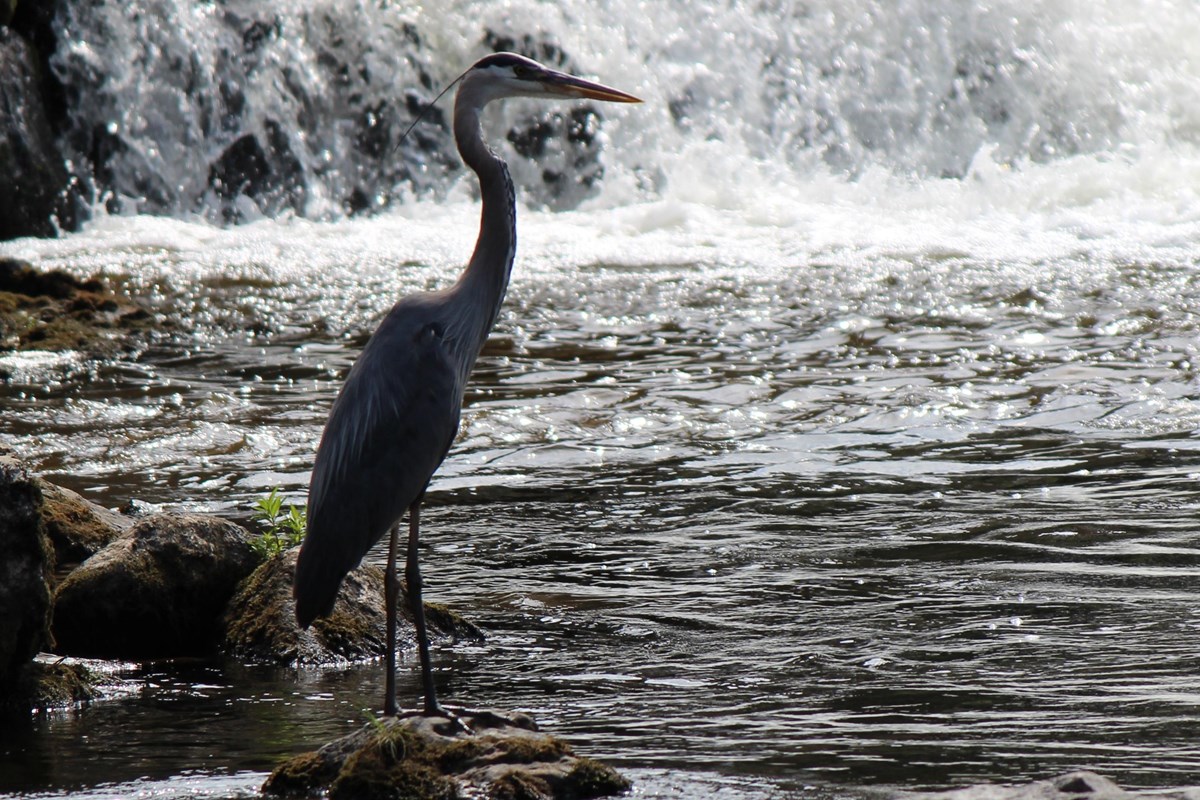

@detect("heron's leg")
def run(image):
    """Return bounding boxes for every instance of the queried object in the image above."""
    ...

[384,520,401,716]
[406,497,441,715]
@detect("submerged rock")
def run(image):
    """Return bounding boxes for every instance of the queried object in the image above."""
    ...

[52,513,259,659]
[0,257,155,356]
[1,653,139,715]
[897,771,1168,800]
[0,456,53,688]
[262,709,630,800]
[1,659,101,714]
[222,547,484,667]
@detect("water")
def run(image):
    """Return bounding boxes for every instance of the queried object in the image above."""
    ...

[4,0,1200,797]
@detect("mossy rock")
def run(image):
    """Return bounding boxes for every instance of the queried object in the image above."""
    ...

[36,478,130,570]
[0,258,157,357]
[222,547,386,666]
[222,547,484,667]
[0,659,107,714]
[331,728,458,800]
[52,513,258,659]
[22,660,99,708]
[264,710,629,800]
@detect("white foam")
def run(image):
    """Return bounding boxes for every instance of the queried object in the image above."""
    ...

[2,0,1196,290]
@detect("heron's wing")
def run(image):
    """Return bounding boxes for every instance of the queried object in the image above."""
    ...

[294,307,463,626]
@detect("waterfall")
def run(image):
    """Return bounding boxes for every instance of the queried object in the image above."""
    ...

[43,0,1200,224]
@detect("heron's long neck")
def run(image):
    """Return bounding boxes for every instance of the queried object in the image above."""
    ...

[452,101,516,360]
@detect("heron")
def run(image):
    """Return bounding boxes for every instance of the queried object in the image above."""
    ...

[293,52,640,717]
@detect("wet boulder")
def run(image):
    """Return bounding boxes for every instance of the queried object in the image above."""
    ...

[222,547,483,667]
[0,27,76,240]
[207,119,307,223]
[52,513,259,659]
[262,709,630,800]
[0,456,53,687]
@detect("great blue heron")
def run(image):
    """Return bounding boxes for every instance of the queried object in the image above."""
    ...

[293,52,640,716]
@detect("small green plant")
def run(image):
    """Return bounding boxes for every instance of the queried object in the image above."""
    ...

[362,708,406,762]
[249,488,307,559]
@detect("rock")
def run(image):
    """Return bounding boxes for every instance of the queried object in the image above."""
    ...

[0,456,53,687]
[35,478,130,568]
[1,659,99,714]
[0,653,137,715]
[51,513,259,659]
[262,710,630,800]
[897,771,1142,800]
[8,0,67,125]
[208,119,307,223]
[222,547,484,667]
[23,659,101,709]
[0,257,156,356]
[0,27,77,240]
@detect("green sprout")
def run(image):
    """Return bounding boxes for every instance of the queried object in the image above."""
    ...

[249,488,307,559]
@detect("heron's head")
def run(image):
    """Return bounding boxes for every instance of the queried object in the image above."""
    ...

[464,52,642,105]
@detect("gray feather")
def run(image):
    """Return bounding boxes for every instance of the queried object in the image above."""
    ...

[294,296,463,626]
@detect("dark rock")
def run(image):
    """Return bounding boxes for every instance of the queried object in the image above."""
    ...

[207,119,307,223]
[222,547,483,667]
[0,27,77,240]
[0,456,53,687]
[89,123,175,215]
[117,497,161,518]
[210,133,272,202]
[1,653,136,714]
[0,257,157,355]
[24,659,100,708]
[0,256,96,298]
[52,513,259,659]
[262,710,630,800]
[507,106,605,201]
[8,0,67,126]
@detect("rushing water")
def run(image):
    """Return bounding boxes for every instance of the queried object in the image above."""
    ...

[4,0,1200,797]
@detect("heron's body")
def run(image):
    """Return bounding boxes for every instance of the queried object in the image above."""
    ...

[292,52,639,716]
[296,296,464,625]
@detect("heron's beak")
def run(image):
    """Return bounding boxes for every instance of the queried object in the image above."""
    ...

[544,71,642,103]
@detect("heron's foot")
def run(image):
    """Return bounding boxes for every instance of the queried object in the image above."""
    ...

[382,706,469,733]
[422,703,473,734]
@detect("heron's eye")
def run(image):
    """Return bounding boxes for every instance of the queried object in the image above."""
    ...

[513,65,533,79]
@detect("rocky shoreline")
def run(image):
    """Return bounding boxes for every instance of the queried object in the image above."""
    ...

[0,453,634,799]
[0,455,481,698]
